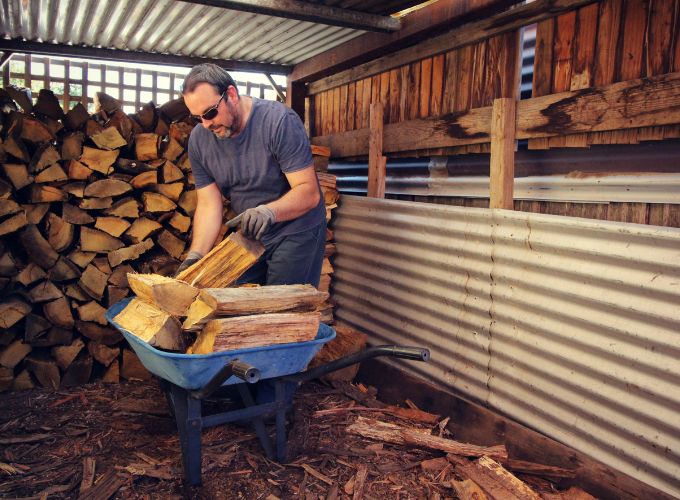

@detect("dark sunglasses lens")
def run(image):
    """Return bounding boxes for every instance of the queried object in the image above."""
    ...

[202,107,219,120]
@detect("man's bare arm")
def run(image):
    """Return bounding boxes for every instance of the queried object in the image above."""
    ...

[265,165,320,222]
[189,183,224,256]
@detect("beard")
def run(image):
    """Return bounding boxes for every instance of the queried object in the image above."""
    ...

[211,101,241,138]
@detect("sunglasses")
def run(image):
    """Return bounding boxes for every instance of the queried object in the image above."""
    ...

[191,90,226,121]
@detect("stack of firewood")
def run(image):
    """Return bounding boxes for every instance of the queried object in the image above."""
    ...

[0,86,204,390]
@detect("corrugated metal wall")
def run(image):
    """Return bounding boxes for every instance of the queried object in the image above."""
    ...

[332,195,680,498]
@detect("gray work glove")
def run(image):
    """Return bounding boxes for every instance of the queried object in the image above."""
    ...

[175,250,203,277]
[242,205,276,240]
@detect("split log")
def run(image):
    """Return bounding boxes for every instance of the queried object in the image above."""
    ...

[21,225,60,268]
[62,182,85,198]
[183,284,328,330]
[28,280,64,302]
[157,229,185,259]
[451,455,541,500]
[88,341,119,367]
[29,144,60,173]
[13,370,34,390]
[67,159,92,180]
[0,339,32,368]
[61,352,93,387]
[22,203,49,224]
[178,190,197,215]
[95,92,121,114]
[48,256,82,281]
[65,283,90,301]
[64,103,90,130]
[347,417,508,460]
[15,263,47,286]
[77,301,108,325]
[0,211,27,236]
[84,119,104,137]
[142,192,176,213]
[51,338,85,371]
[25,314,51,342]
[80,226,125,252]
[46,213,75,252]
[95,216,131,237]
[108,264,133,288]
[121,349,152,380]
[107,285,129,307]
[108,238,155,267]
[80,197,113,210]
[308,322,367,382]
[161,161,184,183]
[0,252,17,276]
[76,321,122,345]
[24,355,60,389]
[2,163,32,190]
[4,134,31,162]
[43,297,75,328]
[176,232,265,288]
[78,264,110,300]
[30,185,67,202]
[168,212,191,233]
[84,179,132,198]
[130,171,157,189]
[62,132,85,161]
[161,136,184,161]
[125,217,161,244]
[113,298,183,351]
[68,250,96,269]
[127,273,198,316]
[192,311,320,354]
[63,203,95,225]
[34,164,67,183]
[136,133,160,160]
[33,89,65,120]
[90,127,127,150]
[104,197,139,218]
[80,146,119,174]
[102,359,120,383]
[150,182,183,202]
[5,85,33,112]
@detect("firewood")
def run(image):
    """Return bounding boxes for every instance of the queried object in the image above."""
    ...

[108,264,133,287]
[178,190,197,215]
[79,264,110,300]
[347,417,508,460]
[192,311,320,354]
[0,179,11,199]
[80,146,119,174]
[107,110,139,143]
[63,182,85,198]
[308,322,367,382]
[91,127,127,150]
[150,182,183,202]
[34,164,68,183]
[451,479,488,500]
[84,119,104,137]
[136,133,160,160]
[0,252,17,276]
[22,203,50,224]
[48,256,81,281]
[30,185,67,202]
[155,119,169,136]
[2,163,32,189]
[66,159,92,180]
[21,116,56,143]
[160,160,184,183]
[51,338,85,371]
[95,216,131,237]
[80,197,113,210]
[0,211,27,236]
[68,250,96,269]
[80,226,124,252]
[161,136,183,161]
[103,197,139,218]
[15,263,47,286]
[121,349,152,380]
[452,456,541,500]
[108,238,154,267]
[318,274,331,293]
[62,203,94,224]
[183,284,328,330]
[177,152,191,172]
[102,359,120,383]
[4,134,30,162]
[33,89,65,120]
[21,225,59,268]
[176,232,265,288]
[24,355,60,388]
[43,297,74,329]
[76,321,122,345]
[0,338,33,368]
[95,92,121,114]
[113,298,183,351]
[5,85,33,112]
[25,314,51,342]
[64,103,89,130]
[130,171,157,189]
[169,121,193,146]
[29,143,60,173]
[168,212,191,233]
[93,256,112,275]
[107,285,129,307]
[46,213,75,252]
[0,199,21,218]
[84,179,133,198]
[13,369,34,390]
[61,352,93,387]
[28,280,64,302]
[125,217,161,244]
[157,229,185,259]
[127,273,199,317]
[77,301,108,325]
[0,367,12,391]
[88,341,119,367]
[142,192,176,213]
[0,299,32,329]
[65,283,90,301]
[135,101,158,131]
[62,132,85,160]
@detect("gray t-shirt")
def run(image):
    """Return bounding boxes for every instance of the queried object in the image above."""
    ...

[188,98,325,245]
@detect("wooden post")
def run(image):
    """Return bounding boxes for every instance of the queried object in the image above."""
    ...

[286,79,306,122]
[489,98,516,209]
[367,102,386,198]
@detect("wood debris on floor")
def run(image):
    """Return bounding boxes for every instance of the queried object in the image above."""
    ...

[0,379,591,499]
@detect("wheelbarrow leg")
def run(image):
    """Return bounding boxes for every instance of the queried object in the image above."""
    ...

[274,380,289,462]
[169,383,203,485]
[236,383,275,459]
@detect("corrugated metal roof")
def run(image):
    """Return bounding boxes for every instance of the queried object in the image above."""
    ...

[0,0,422,68]
[332,195,680,498]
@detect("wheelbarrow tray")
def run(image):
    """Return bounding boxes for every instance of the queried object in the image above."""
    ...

[106,297,336,390]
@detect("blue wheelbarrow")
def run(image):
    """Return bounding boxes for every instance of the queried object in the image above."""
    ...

[106,298,430,485]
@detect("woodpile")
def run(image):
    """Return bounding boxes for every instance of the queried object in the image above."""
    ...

[0,85,207,390]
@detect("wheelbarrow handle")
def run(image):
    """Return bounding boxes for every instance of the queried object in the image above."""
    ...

[190,359,261,400]
[284,345,430,384]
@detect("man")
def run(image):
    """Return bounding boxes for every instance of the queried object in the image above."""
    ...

[177,64,326,287]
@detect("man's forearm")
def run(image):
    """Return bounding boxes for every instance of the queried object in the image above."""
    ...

[266,181,320,222]
[189,199,223,256]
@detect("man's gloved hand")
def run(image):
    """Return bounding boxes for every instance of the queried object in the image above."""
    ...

[242,205,276,240]
[175,250,203,277]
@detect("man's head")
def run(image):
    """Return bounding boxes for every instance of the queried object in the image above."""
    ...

[182,64,243,138]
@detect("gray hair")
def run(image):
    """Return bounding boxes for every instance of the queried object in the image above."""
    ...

[181,64,239,96]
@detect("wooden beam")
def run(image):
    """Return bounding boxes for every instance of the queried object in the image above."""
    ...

[308,0,598,95]
[290,0,524,84]
[0,51,13,69]
[367,103,386,198]
[265,73,286,102]
[285,79,306,121]
[0,39,290,75]
[311,71,680,158]
[178,0,401,32]
[489,98,516,210]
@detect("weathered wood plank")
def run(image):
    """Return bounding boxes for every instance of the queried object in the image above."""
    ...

[367,103,386,199]
[489,98,516,210]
